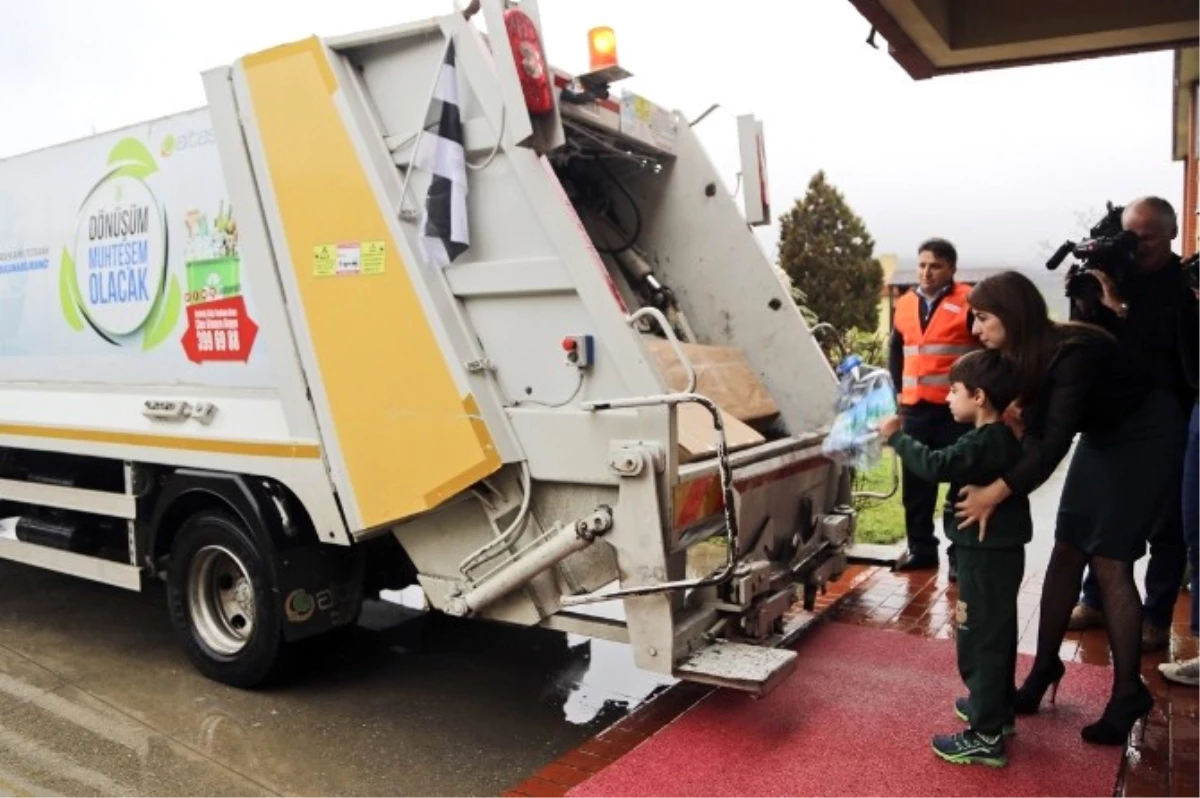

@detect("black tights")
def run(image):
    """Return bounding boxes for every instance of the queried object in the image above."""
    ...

[1032,541,1144,700]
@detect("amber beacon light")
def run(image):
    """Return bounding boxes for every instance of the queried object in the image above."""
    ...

[588,26,619,72]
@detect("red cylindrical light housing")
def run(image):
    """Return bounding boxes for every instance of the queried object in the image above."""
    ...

[504,8,555,116]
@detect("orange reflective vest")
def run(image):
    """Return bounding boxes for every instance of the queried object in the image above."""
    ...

[894,282,976,406]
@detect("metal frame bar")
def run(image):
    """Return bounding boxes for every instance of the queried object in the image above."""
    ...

[560,391,739,607]
[123,461,138,566]
[540,611,631,643]
[0,521,141,591]
[0,478,135,519]
[325,18,442,52]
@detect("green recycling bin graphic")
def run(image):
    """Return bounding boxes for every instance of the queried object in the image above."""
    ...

[186,256,241,305]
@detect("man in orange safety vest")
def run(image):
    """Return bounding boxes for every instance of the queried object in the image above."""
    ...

[887,238,980,580]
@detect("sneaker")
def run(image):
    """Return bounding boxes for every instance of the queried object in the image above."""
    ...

[953,697,1016,736]
[1141,622,1170,653]
[1067,603,1105,631]
[931,729,1007,768]
[1158,657,1200,686]
[893,550,939,572]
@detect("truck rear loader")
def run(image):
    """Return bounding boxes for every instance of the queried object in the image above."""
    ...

[0,1,854,695]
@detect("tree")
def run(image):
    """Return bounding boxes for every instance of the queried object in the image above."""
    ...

[777,171,884,338]
[772,264,819,327]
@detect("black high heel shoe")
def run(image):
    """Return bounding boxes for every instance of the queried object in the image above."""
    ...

[1081,682,1154,746]
[1013,658,1066,715]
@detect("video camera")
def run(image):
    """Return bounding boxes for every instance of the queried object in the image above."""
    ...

[1045,202,1140,304]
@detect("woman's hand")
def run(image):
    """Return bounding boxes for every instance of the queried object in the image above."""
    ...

[1002,401,1024,440]
[956,480,1012,542]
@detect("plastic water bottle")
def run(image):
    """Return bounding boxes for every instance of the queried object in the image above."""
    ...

[822,356,898,471]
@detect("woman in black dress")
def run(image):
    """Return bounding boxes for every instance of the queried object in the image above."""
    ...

[954,271,1174,745]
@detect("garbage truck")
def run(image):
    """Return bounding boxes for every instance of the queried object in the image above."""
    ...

[0,1,855,694]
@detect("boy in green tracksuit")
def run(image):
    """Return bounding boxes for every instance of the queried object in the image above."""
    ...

[878,348,1030,768]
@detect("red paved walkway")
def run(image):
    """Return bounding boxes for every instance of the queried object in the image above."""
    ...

[507,563,1198,798]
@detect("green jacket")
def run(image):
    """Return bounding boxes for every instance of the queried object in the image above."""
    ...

[887,423,1032,549]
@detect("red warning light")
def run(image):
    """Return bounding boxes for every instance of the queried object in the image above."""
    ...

[505,8,555,115]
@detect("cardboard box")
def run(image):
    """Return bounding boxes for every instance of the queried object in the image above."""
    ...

[675,403,765,463]
[642,338,780,427]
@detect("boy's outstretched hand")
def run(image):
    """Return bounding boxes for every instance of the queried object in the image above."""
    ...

[877,415,902,440]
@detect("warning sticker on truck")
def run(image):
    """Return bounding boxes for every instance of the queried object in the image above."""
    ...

[361,241,385,274]
[313,241,385,277]
[313,244,336,277]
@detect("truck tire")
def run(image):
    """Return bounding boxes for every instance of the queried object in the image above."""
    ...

[165,510,285,688]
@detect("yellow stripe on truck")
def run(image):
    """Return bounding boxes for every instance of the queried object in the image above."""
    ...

[242,37,500,527]
[0,424,322,459]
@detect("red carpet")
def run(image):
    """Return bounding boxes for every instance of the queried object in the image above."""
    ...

[568,623,1124,797]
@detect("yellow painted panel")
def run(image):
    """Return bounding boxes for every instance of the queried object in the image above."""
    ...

[242,37,500,527]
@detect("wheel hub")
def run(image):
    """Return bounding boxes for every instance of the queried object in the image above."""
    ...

[188,545,256,656]
[233,579,253,613]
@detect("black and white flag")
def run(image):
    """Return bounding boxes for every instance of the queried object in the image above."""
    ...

[415,41,469,267]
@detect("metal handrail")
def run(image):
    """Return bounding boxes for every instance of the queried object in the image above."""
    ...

[559,391,740,607]
[629,306,696,393]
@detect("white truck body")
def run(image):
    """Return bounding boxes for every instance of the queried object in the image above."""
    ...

[0,105,344,539]
[0,3,852,693]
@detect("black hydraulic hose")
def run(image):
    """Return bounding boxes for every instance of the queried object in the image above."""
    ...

[592,157,642,256]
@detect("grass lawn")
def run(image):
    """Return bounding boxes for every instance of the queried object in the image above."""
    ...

[853,448,948,546]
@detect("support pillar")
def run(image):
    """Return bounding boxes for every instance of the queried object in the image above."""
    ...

[1185,81,1195,256]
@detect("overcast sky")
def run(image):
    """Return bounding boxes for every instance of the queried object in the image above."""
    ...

[0,0,1185,271]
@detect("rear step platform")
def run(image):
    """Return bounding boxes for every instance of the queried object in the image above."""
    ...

[845,542,904,566]
[674,640,798,698]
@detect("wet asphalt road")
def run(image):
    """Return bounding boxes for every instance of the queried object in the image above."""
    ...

[0,566,671,796]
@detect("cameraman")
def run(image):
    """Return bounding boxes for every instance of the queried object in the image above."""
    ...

[1067,196,1200,651]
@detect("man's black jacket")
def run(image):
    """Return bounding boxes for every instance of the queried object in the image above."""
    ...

[1072,256,1199,412]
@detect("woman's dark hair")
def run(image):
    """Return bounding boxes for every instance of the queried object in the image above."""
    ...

[967,271,1108,405]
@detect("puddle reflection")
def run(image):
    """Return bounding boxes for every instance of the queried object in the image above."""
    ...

[377,587,673,729]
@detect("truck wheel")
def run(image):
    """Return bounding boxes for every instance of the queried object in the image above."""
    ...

[166,510,284,688]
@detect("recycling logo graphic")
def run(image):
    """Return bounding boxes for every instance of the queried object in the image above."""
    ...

[58,138,180,350]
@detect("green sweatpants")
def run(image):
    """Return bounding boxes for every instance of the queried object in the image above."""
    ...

[955,546,1025,735]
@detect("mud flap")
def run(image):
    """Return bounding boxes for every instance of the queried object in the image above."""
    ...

[275,542,365,643]
[674,640,798,697]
